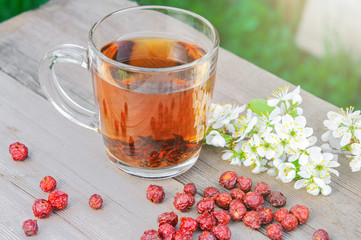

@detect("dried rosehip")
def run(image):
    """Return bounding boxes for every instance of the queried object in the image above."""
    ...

[281,214,298,231]
[48,190,68,210]
[254,181,271,196]
[313,229,330,240]
[197,212,217,231]
[158,223,176,240]
[184,183,197,196]
[219,171,238,189]
[32,199,52,218]
[243,211,262,229]
[269,191,287,207]
[146,185,165,204]
[141,229,161,240]
[9,142,28,161]
[215,193,232,209]
[290,205,309,224]
[266,223,283,240]
[173,193,195,212]
[243,192,264,210]
[89,194,103,210]
[179,217,198,232]
[158,211,178,227]
[212,225,231,240]
[257,207,274,224]
[197,197,215,214]
[174,230,192,240]
[198,231,216,240]
[40,176,57,192]
[203,187,219,199]
[22,219,38,236]
[212,210,231,225]
[274,208,289,223]
[230,188,245,201]
[228,199,247,221]
[237,176,252,192]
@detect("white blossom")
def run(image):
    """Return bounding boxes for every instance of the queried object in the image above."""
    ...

[300,150,340,179]
[222,142,244,166]
[350,143,361,172]
[228,109,258,141]
[258,133,283,160]
[277,162,296,183]
[242,135,261,166]
[288,137,317,165]
[325,107,361,147]
[267,85,302,112]
[205,130,226,147]
[208,103,246,129]
[250,158,268,174]
[256,107,282,136]
[294,177,332,196]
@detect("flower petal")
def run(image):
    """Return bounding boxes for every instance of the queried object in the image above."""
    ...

[321,185,332,196]
[340,132,352,147]
[294,179,307,189]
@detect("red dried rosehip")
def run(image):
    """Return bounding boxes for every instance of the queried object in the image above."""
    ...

[158,223,176,240]
[179,217,198,232]
[281,214,298,231]
[174,230,192,240]
[243,211,262,229]
[198,231,216,240]
[204,187,220,199]
[228,199,247,221]
[197,212,217,231]
[196,198,215,214]
[257,207,274,224]
[266,223,283,240]
[268,191,287,207]
[40,176,57,192]
[89,194,103,210]
[184,183,197,196]
[212,225,231,240]
[290,205,309,224]
[274,208,289,223]
[48,190,68,210]
[219,171,238,189]
[215,193,232,209]
[141,229,161,240]
[237,176,252,192]
[230,188,245,201]
[158,211,178,227]
[243,192,264,210]
[22,219,38,236]
[9,142,28,161]
[173,193,195,212]
[313,229,330,240]
[32,199,52,218]
[146,185,165,204]
[212,210,231,225]
[254,181,271,196]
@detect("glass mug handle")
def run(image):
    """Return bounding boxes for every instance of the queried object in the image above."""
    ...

[38,44,98,131]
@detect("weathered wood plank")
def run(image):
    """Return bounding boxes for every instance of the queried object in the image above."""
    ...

[0,0,361,239]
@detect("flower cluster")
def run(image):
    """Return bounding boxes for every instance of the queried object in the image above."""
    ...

[205,86,341,196]
[322,107,361,172]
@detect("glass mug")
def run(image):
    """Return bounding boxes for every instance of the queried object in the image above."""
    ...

[39,6,219,179]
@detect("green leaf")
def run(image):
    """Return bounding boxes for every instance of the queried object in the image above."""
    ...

[289,108,298,117]
[248,99,274,116]
[341,145,352,151]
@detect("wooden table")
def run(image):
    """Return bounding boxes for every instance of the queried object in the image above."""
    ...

[1,0,360,239]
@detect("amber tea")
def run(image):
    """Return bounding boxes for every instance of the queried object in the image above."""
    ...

[92,37,215,169]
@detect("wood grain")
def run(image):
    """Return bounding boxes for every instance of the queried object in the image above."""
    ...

[0,0,360,239]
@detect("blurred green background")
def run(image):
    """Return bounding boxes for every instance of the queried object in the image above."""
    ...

[1,0,360,109]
